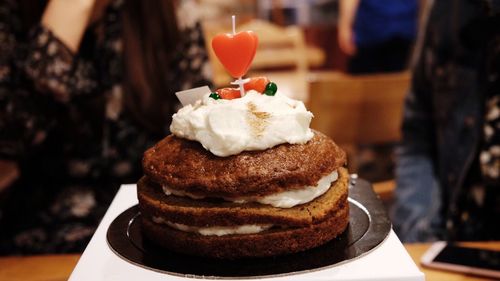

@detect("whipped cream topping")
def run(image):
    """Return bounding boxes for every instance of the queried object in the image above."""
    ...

[152,216,272,236]
[170,91,314,157]
[162,170,338,208]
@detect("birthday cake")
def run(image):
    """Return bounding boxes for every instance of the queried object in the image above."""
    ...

[137,84,348,258]
[137,24,348,259]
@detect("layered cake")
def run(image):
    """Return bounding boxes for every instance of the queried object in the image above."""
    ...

[137,79,349,259]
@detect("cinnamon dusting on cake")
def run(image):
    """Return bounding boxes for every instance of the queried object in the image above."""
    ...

[246,102,270,137]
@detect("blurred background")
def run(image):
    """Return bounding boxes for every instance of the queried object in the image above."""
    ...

[0,0,499,268]
[0,0,424,203]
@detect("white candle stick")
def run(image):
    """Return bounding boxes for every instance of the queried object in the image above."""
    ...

[231,15,246,97]
[232,15,236,35]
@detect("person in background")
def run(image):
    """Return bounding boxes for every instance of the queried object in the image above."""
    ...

[338,0,418,74]
[391,0,500,242]
[0,0,211,254]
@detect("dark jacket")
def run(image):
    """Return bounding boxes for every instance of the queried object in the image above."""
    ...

[391,0,500,242]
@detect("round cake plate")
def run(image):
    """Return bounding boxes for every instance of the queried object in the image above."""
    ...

[107,176,392,279]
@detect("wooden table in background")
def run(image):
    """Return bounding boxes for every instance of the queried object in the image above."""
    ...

[0,242,498,281]
[0,254,79,281]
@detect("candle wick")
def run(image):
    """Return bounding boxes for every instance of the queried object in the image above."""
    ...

[232,15,236,35]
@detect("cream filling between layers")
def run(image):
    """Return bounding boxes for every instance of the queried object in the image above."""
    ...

[162,170,339,208]
[152,216,273,236]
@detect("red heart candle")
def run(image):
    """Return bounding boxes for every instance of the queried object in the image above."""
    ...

[212,31,258,79]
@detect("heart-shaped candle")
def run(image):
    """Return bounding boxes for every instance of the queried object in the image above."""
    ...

[212,31,258,79]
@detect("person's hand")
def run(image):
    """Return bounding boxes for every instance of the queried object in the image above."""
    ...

[338,24,357,56]
[42,0,97,52]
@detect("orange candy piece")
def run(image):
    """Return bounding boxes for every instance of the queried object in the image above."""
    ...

[214,77,270,100]
[216,88,241,100]
[244,76,270,93]
[211,31,258,78]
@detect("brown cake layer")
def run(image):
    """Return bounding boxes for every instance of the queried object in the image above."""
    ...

[138,167,348,227]
[142,131,346,198]
[141,200,349,259]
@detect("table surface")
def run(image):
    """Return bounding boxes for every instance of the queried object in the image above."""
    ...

[0,242,498,281]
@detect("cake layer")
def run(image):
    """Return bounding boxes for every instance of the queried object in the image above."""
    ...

[142,131,346,198]
[161,170,339,208]
[138,167,348,227]
[141,201,349,259]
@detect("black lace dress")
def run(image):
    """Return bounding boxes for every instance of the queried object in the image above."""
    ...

[0,0,211,254]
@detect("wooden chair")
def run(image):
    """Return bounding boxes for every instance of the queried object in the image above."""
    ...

[240,19,310,101]
[308,71,411,201]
